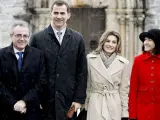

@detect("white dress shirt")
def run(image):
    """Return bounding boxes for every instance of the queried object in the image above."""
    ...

[13,47,25,59]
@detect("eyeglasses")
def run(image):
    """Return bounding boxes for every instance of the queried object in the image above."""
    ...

[13,34,29,39]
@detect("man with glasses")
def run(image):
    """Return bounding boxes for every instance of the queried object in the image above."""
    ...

[0,20,46,120]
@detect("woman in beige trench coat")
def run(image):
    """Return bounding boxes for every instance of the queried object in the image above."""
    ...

[85,31,130,120]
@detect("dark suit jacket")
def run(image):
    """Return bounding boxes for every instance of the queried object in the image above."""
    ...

[30,25,87,120]
[0,45,46,120]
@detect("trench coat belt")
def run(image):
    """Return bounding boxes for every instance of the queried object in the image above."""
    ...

[92,88,119,120]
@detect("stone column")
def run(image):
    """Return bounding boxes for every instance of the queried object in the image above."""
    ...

[126,9,135,62]
[39,15,45,31]
[49,0,54,8]
[136,10,145,55]
[34,15,40,32]
[34,0,41,8]
[117,9,126,56]
[125,16,129,59]
[105,8,119,32]
[134,21,138,55]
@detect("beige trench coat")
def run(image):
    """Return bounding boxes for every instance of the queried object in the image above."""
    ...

[85,53,130,120]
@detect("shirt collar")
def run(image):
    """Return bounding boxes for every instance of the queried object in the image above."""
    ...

[13,47,25,54]
[52,26,66,36]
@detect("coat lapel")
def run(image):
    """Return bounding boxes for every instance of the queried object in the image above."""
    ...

[21,46,33,71]
[3,45,18,76]
[59,28,71,54]
[107,56,124,75]
[90,55,114,85]
[47,24,60,47]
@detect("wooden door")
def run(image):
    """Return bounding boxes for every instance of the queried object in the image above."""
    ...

[68,8,105,53]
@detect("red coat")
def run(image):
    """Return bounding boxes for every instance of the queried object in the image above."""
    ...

[129,52,160,120]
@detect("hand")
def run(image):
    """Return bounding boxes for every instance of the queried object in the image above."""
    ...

[20,107,27,114]
[71,102,82,112]
[121,118,128,120]
[14,100,26,113]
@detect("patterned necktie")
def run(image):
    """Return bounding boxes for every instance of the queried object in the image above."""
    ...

[17,52,23,71]
[57,31,62,44]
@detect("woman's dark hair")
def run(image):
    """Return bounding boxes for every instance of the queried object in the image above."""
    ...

[140,29,160,55]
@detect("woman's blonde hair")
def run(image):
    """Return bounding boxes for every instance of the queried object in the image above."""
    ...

[93,30,121,55]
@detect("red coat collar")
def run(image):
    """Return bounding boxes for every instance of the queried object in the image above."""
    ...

[143,52,160,60]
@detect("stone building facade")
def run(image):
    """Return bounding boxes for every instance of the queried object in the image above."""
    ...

[0,0,160,61]
[0,0,26,47]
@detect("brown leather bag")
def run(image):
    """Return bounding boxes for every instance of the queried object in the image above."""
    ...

[66,105,75,118]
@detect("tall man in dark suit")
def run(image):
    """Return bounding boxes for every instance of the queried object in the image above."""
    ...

[30,0,88,120]
[0,20,46,120]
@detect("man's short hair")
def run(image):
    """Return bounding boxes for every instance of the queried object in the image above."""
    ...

[51,0,70,13]
[10,20,29,35]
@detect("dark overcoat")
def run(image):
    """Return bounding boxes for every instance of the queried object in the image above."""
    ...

[30,25,88,120]
[0,45,46,120]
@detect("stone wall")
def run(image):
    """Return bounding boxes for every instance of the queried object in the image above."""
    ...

[145,0,160,30]
[0,0,26,48]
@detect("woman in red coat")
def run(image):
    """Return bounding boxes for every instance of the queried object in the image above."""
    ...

[129,29,160,120]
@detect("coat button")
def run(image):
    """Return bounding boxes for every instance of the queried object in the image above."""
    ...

[57,74,59,77]
[152,60,154,63]
[56,91,59,95]
[151,73,154,76]
[14,87,17,90]
[151,66,154,69]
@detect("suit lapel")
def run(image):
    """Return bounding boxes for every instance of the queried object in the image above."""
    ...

[59,28,71,54]
[3,45,18,76]
[90,55,114,85]
[107,56,124,75]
